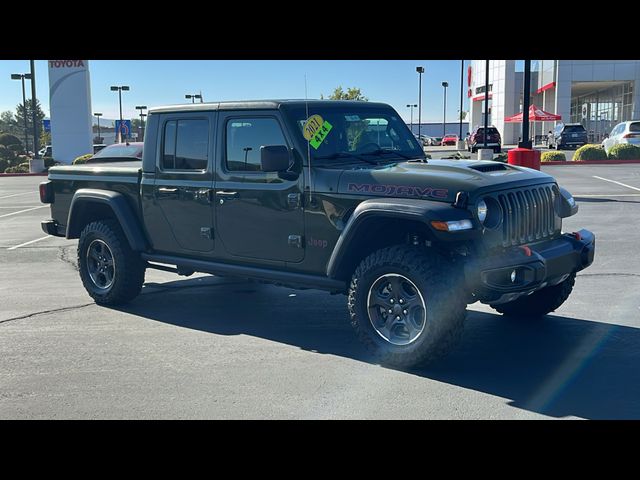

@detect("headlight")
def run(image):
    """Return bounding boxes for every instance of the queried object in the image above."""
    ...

[477,197,503,229]
[555,186,579,218]
[477,199,488,223]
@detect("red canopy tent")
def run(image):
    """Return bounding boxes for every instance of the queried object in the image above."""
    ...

[505,104,561,123]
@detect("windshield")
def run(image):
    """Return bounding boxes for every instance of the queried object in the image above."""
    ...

[282,104,425,165]
[92,144,143,159]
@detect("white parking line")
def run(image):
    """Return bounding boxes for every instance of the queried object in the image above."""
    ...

[8,235,52,250]
[0,191,34,200]
[0,205,42,209]
[576,194,640,197]
[0,205,47,219]
[592,176,640,192]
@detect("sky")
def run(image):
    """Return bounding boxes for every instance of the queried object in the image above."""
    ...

[0,60,474,125]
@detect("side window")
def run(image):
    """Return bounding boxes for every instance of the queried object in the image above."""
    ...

[226,117,287,172]
[162,118,209,171]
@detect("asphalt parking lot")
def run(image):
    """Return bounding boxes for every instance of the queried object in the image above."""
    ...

[1,165,639,419]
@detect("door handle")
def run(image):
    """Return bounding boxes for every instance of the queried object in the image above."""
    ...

[158,187,178,194]
[216,191,238,198]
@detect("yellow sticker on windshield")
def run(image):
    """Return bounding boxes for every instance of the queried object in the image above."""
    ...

[303,114,324,140]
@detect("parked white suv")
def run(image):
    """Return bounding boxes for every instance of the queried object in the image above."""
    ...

[602,121,640,154]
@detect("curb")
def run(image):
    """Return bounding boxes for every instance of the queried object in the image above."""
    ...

[541,159,640,166]
[0,172,48,177]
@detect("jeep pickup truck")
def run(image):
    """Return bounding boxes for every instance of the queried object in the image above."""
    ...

[40,100,595,367]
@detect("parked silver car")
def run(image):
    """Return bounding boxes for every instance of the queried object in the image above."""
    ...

[602,121,640,154]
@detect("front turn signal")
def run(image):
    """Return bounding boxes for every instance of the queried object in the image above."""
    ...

[430,219,473,232]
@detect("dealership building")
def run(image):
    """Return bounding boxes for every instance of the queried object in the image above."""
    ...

[467,60,640,145]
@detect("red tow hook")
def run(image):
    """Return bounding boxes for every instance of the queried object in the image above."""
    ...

[520,245,532,257]
[572,231,582,241]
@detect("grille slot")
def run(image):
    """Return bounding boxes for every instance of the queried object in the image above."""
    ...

[494,185,556,246]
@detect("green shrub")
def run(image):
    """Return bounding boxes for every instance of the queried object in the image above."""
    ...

[0,158,9,172]
[7,143,25,155]
[0,144,15,161]
[4,163,29,174]
[441,152,471,160]
[493,153,508,163]
[541,151,566,162]
[574,144,607,161]
[0,133,22,147]
[72,154,93,165]
[43,156,56,167]
[607,143,640,160]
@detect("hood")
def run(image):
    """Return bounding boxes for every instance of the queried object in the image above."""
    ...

[330,160,554,202]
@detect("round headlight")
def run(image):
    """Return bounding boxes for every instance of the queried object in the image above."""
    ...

[477,199,488,223]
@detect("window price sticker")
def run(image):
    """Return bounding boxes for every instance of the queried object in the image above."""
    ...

[303,114,333,150]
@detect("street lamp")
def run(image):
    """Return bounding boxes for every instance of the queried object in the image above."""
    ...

[416,67,424,140]
[135,105,147,141]
[441,81,449,139]
[110,85,130,143]
[406,104,418,135]
[185,94,202,104]
[459,60,464,143]
[94,113,102,143]
[10,73,32,152]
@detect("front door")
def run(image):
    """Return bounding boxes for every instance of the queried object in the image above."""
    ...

[152,113,216,254]
[215,113,304,264]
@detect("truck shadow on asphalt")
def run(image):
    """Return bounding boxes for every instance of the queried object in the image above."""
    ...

[114,276,640,420]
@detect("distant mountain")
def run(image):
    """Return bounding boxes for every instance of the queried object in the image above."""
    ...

[92,117,116,127]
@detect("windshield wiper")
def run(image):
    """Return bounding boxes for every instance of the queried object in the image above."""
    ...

[315,152,378,165]
[361,148,424,161]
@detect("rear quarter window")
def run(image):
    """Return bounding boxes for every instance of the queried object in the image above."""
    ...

[629,122,640,133]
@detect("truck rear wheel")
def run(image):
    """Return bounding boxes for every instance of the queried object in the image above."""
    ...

[78,219,145,305]
[491,272,576,318]
[348,245,466,368]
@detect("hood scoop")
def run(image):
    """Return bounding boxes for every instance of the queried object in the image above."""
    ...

[468,163,509,173]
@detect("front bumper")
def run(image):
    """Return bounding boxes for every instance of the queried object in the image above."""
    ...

[464,229,595,304]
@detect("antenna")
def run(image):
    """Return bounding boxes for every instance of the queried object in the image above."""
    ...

[305,74,312,203]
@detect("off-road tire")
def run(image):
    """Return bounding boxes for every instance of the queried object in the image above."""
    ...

[492,272,576,318]
[348,245,467,368]
[78,219,145,305]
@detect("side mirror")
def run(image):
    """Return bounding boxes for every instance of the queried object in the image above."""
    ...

[260,145,290,172]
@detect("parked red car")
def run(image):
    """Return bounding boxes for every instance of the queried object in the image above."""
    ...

[442,134,458,146]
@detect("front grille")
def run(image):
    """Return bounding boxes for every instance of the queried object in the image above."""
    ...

[495,185,557,246]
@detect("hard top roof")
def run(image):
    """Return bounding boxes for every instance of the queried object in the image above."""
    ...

[149,99,391,114]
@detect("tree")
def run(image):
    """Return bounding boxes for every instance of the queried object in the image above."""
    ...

[15,98,45,141]
[0,133,22,147]
[458,110,468,121]
[0,111,19,137]
[322,86,368,101]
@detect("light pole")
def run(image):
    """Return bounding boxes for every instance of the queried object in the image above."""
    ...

[406,104,417,134]
[519,60,532,149]
[441,81,449,139]
[94,113,102,143]
[185,94,202,104]
[416,66,424,140]
[459,60,464,142]
[135,105,147,141]
[10,73,32,152]
[110,85,130,143]
[484,60,490,149]
[29,61,39,159]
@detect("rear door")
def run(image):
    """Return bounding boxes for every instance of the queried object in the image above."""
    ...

[150,112,216,255]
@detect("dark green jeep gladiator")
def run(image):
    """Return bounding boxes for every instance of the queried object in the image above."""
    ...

[40,100,595,367]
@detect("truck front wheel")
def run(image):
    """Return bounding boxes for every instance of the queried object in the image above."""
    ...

[491,272,576,318]
[78,219,146,305]
[348,245,467,368]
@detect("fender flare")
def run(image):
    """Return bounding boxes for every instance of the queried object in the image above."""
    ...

[66,189,148,251]
[326,198,476,279]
